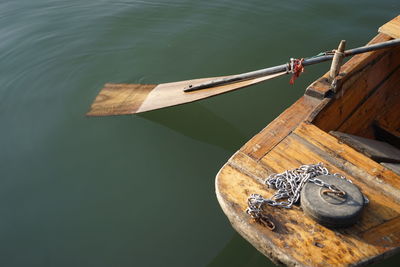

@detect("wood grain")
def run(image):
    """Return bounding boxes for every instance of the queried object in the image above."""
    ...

[216,16,400,265]
[240,95,323,160]
[361,216,400,247]
[330,131,400,163]
[381,163,400,176]
[260,133,400,231]
[379,15,400,39]
[217,151,398,266]
[312,44,400,132]
[336,63,400,138]
[86,83,157,116]
[375,89,400,142]
[216,124,400,266]
[294,123,400,196]
[87,72,285,116]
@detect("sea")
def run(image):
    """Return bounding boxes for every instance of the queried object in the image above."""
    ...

[1,1,399,266]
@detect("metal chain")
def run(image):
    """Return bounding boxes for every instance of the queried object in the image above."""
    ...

[246,163,355,222]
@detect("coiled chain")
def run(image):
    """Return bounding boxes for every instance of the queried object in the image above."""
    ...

[246,163,354,223]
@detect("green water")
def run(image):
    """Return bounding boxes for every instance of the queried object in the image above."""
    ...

[1,1,399,266]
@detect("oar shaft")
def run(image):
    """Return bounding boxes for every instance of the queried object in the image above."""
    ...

[345,38,400,56]
[184,64,289,92]
[184,38,400,92]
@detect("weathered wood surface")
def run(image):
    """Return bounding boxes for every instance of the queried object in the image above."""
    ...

[240,95,324,161]
[379,15,400,39]
[216,16,400,267]
[295,124,400,199]
[329,40,346,82]
[216,124,400,267]
[381,163,400,175]
[376,98,400,136]
[311,16,400,133]
[312,38,400,132]
[330,131,400,163]
[87,72,285,116]
[334,64,400,138]
[374,88,400,146]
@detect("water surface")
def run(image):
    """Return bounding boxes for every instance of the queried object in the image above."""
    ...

[1,1,399,266]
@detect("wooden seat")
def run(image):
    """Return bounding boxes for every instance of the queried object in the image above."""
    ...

[330,131,400,163]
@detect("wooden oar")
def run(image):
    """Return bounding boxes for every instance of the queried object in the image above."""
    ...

[87,38,400,116]
[86,72,285,116]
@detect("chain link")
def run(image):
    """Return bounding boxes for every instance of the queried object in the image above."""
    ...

[246,163,355,221]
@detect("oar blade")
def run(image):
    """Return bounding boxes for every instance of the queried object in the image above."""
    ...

[86,72,285,116]
[86,83,157,116]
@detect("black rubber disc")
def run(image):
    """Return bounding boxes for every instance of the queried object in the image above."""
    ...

[300,174,364,228]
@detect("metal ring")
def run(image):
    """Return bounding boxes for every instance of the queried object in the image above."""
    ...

[259,217,275,231]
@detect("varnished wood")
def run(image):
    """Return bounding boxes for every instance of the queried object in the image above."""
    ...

[216,15,400,267]
[379,15,400,39]
[335,65,400,138]
[312,41,400,132]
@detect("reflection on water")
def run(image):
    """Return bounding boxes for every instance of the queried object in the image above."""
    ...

[1,0,400,266]
[140,103,247,152]
[207,233,275,267]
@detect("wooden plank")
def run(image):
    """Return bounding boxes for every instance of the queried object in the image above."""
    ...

[336,65,400,138]
[228,151,273,183]
[260,133,400,232]
[240,95,322,160]
[312,40,400,132]
[217,136,400,266]
[379,15,400,39]
[374,89,400,146]
[216,163,387,267]
[293,123,400,197]
[361,216,400,247]
[381,163,400,175]
[217,125,400,266]
[304,74,332,99]
[238,139,400,236]
[376,103,400,136]
[330,131,400,163]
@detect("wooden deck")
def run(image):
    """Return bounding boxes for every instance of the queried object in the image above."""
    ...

[215,16,400,266]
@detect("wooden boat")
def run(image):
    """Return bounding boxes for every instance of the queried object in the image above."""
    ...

[215,16,400,266]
